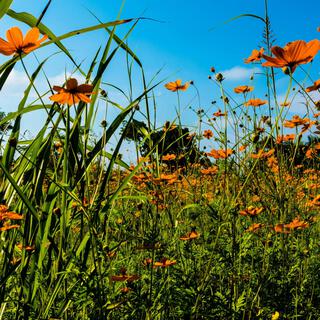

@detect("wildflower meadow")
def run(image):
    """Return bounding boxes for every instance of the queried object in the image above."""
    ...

[0,0,320,319]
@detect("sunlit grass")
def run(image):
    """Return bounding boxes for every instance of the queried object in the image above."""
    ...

[0,1,320,319]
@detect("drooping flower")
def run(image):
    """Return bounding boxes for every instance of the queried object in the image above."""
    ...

[245,48,264,63]
[200,166,218,175]
[164,79,189,92]
[111,267,140,282]
[284,217,309,230]
[251,149,275,159]
[0,223,20,232]
[207,148,233,159]
[0,27,47,56]
[273,223,291,234]
[153,257,177,268]
[306,79,320,92]
[162,154,176,161]
[239,206,264,217]
[234,85,254,94]
[276,134,295,144]
[284,115,310,128]
[49,78,94,105]
[179,228,200,241]
[244,98,267,107]
[245,223,264,233]
[212,109,227,117]
[262,40,320,73]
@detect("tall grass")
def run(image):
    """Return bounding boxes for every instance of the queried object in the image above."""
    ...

[0,1,320,319]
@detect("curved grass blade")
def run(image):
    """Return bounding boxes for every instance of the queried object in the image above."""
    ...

[209,13,265,32]
[0,0,13,20]
[0,160,38,220]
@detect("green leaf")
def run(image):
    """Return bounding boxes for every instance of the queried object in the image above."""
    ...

[0,0,13,20]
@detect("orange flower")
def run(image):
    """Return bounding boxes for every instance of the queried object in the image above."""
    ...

[203,129,213,139]
[153,173,178,185]
[0,223,20,232]
[245,48,264,63]
[284,115,309,128]
[239,145,247,152]
[164,79,189,92]
[200,166,218,175]
[273,224,291,234]
[162,154,176,161]
[284,217,309,230]
[111,268,140,282]
[153,257,176,268]
[306,148,318,159]
[244,98,267,107]
[234,85,254,94]
[246,223,264,232]
[239,206,264,216]
[212,109,227,117]
[306,79,320,92]
[16,243,35,251]
[0,26,47,56]
[262,40,320,73]
[49,78,94,105]
[0,205,8,213]
[251,149,275,159]
[207,148,233,159]
[280,101,291,107]
[179,228,200,241]
[276,134,295,144]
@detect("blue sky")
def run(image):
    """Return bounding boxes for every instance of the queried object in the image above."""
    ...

[1,0,320,158]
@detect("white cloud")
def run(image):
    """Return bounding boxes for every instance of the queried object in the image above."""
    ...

[276,91,320,116]
[220,66,261,81]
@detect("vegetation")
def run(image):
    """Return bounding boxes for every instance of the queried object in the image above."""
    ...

[0,1,320,319]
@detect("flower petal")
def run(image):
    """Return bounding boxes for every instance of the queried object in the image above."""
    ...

[66,78,78,91]
[23,28,40,46]
[0,37,15,55]
[77,84,93,93]
[6,27,23,50]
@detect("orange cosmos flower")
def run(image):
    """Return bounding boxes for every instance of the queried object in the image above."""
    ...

[16,243,35,251]
[203,129,213,139]
[49,78,94,105]
[111,268,140,282]
[179,228,200,241]
[0,26,47,56]
[164,79,190,92]
[262,39,320,73]
[239,145,247,152]
[276,134,295,144]
[212,109,227,117]
[280,101,291,107]
[239,206,264,217]
[245,48,264,63]
[244,98,267,107]
[306,79,320,92]
[162,154,176,161]
[251,149,275,159]
[246,223,264,233]
[207,148,233,159]
[200,166,218,175]
[0,223,20,232]
[153,257,176,268]
[284,217,309,230]
[234,85,254,94]
[273,223,291,234]
[284,115,309,128]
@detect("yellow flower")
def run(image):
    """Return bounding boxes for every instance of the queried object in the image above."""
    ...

[271,311,280,320]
